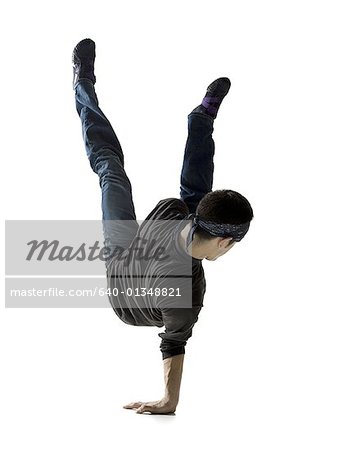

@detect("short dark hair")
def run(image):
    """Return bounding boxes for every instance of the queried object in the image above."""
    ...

[194,189,254,241]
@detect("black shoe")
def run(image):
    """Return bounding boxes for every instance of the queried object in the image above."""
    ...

[72,38,96,89]
[191,77,231,119]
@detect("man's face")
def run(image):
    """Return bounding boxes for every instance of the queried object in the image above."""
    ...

[204,237,236,261]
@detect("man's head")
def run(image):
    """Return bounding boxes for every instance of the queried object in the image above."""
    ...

[184,189,254,261]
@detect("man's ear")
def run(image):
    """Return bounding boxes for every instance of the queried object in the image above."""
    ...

[218,237,233,248]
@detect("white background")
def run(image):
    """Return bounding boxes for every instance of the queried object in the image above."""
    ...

[1,0,338,448]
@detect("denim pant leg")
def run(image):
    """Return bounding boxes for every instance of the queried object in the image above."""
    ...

[74,79,139,266]
[180,112,215,213]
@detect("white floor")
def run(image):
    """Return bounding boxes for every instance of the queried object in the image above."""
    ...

[2,300,337,449]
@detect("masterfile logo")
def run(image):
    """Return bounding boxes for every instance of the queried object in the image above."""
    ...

[5,219,192,308]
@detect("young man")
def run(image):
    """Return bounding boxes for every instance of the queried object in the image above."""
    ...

[72,38,254,415]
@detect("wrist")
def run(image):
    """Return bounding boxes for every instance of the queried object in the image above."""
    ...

[163,394,179,408]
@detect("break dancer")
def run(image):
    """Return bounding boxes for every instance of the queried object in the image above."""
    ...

[72,38,254,414]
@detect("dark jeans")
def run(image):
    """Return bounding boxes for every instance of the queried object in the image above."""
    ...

[74,79,215,266]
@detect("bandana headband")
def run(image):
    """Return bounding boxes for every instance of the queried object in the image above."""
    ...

[185,212,251,249]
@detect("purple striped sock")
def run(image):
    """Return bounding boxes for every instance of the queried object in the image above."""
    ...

[202,96,222,116]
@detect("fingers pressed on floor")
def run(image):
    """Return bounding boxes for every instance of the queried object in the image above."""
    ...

[136,407,147,414]
[123,402,143,409]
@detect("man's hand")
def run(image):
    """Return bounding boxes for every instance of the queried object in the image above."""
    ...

[123,398,176,414]
[123,354,184,415]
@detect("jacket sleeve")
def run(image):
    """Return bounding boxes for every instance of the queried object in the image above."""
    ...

[158,306,202,360]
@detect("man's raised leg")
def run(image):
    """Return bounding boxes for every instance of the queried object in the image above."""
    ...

[180,78,231,213]
[73,39,139,266]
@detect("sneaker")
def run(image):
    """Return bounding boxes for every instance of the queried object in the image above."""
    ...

[191,77,231,119]
[72,38,96,89]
